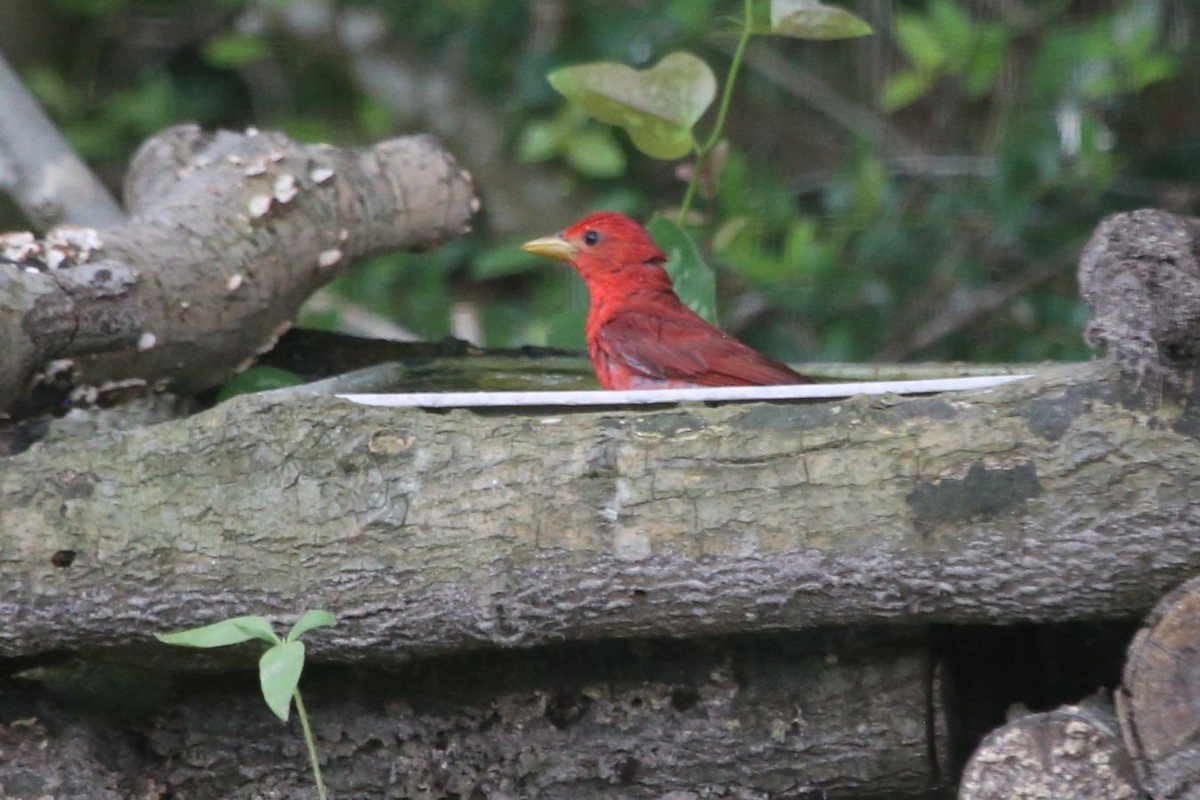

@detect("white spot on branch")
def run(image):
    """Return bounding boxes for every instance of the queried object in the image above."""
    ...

[274,174,298,204]
[1,231,39,262]
[248,195,272,218]
[137,332,157,351]
[46,226,103,264]
[69,385,99,404]
[226,273,245,292]
[45,359,74,379]
[310,166,335,184]
[254,320,293,356]
[2,231,35,247]
[318,249,343,269]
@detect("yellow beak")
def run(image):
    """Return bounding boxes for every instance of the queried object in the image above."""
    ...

[521,234,576,262]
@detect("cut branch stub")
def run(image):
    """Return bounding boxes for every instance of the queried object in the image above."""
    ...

[0,124,477,419]
[1118,574,1200,799]
[959,701,1140,800]
[1079,209,1200,379]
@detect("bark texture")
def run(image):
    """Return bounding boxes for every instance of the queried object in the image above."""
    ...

[0,124,476,419]
[958,701,1140,800]
[2,360,1198,664]
[1118,574,1200,799]
[1,631,946,799]
[1080,208,1200,378]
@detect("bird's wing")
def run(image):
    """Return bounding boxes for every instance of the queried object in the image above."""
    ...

[594,310,807,387]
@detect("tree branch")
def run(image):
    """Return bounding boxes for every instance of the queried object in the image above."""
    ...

[0,124,477,419]
[0,51,124,229]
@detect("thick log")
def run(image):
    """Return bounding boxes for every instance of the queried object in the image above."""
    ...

[2,360,1199,662]
[1118,574,1200,799]
[1,631,945,799]
[958,700,1141,800]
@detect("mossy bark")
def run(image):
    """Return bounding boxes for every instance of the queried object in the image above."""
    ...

[3,361,1198,664]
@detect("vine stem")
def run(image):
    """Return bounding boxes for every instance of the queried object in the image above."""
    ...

[677,0,755,226]
[293,689,328,800]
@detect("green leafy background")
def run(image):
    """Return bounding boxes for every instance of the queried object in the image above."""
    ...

[5,0,1196,367]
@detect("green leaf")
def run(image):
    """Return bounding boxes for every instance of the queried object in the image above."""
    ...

[203,34,270,69]
[1129,52,1178,92]
[765,0,873,39]
[516,118,564,163]
[217,366,305,403]
[882,70,933,111]
[259,640,305,721]
[156,615,279,648]
[927,0,972,52]
[894,13,946,72]
[964,26,1009,95]
[547,52,716,160]
[646,217,717,323]
[286,610,337,643]
[566,127,628,178]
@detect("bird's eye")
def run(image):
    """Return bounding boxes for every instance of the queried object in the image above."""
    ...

[583,229,600,246]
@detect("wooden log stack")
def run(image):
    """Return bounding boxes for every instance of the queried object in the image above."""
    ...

[2,124,1200,800]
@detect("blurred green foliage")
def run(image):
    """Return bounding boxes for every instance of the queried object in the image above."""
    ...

[12,0,1197,364]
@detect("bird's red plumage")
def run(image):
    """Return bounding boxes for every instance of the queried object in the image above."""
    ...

[540,212,808,390]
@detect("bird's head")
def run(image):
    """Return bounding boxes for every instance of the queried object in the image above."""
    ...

[522,212,668,286]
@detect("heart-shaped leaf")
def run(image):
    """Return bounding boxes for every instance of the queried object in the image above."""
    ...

[547,52,716,160]
[763,0,873,40]
[260,640,306,722]
[647,216,717,323]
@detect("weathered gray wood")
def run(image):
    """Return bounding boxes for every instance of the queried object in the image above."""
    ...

[0,125,476,419]
[1080,208,1200,379]
[959,700,1141,800]
[0,631,947,799]
[2,360,1199,663]
[1118,574,1200,799]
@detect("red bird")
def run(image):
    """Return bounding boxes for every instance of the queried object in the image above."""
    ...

[522,211,809,390]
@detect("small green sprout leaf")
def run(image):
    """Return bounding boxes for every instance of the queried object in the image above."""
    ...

[260,640,306,722]
[547,52,716,160]
[155,610,335,800]
[155,615,280,648]
[287,610,337,643]
[763,0,873,40]
[647,216,717,323]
